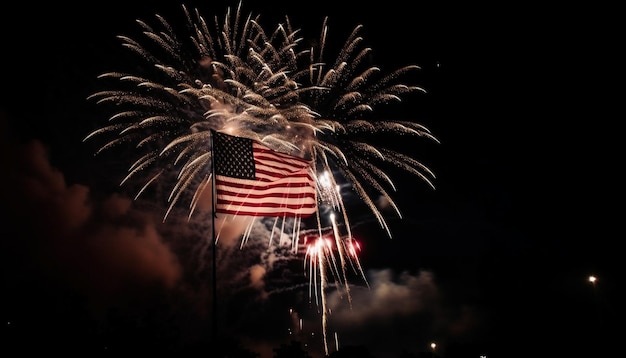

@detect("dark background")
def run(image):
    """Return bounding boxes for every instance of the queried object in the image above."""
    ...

[2,1,621,357]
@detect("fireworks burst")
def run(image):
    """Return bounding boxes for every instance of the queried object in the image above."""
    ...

[85,1,438,355]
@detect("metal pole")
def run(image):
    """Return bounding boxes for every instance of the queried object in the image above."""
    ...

[210,130,218,343]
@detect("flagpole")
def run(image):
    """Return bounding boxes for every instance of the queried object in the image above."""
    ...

[209,129,218,344]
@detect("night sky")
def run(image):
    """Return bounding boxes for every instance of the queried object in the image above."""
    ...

[2,1,621,357]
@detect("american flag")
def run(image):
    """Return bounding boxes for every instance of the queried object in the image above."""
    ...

[212,131,317,217]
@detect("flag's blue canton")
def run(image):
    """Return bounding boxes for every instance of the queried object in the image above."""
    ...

[213,132,256,179]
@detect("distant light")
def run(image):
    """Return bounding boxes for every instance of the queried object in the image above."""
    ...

[588,275,597,284]
[430,342,437,350]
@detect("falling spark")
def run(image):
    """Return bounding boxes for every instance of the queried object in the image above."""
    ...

[85,1,437,354]
[301,223,366,356]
